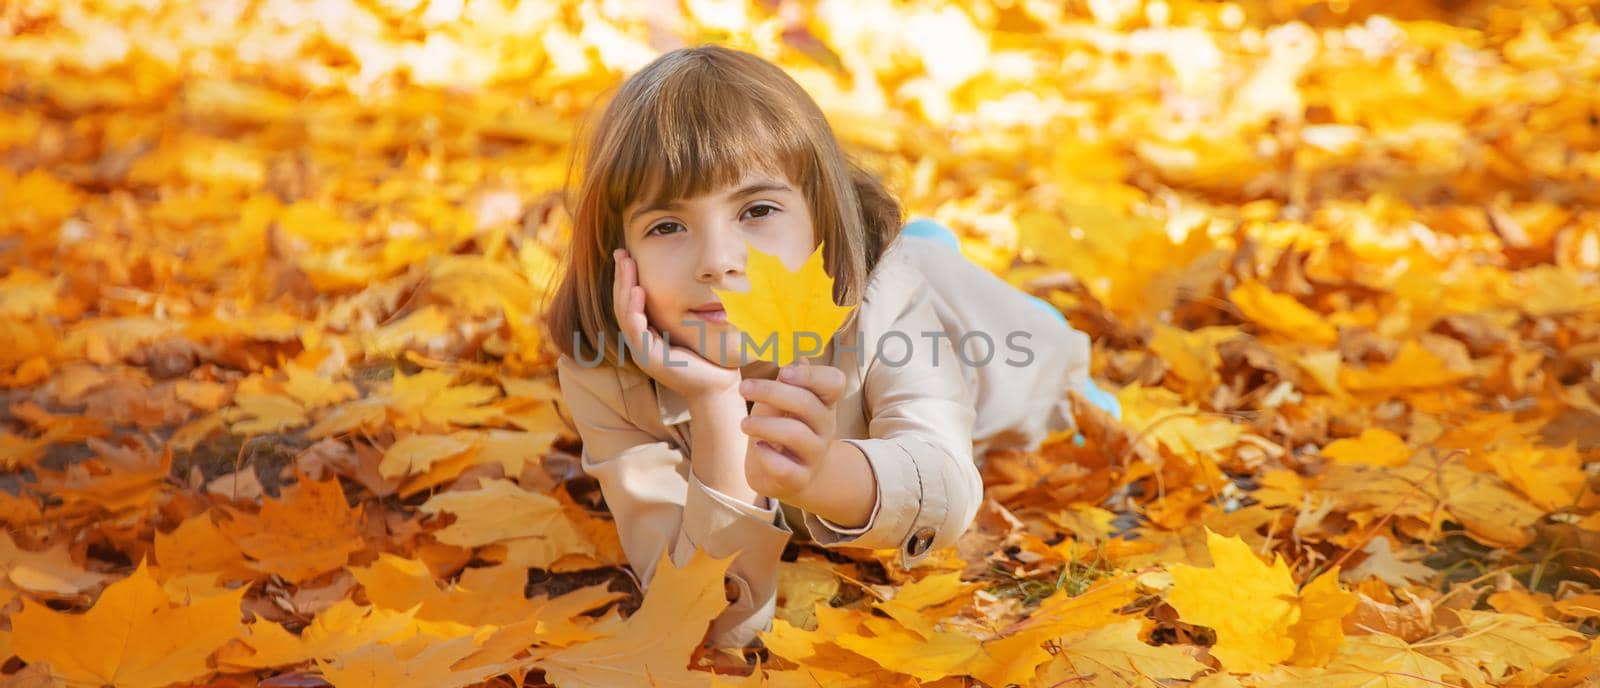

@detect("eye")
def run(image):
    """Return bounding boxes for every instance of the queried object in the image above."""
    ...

[645,221,683,237]
[743,203,779,220]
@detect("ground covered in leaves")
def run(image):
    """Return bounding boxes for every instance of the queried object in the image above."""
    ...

[2,0,1599,686]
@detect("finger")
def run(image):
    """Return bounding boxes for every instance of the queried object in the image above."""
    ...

[740,416,826,462]
[742,378,828,429]
[611,250,627,321]
[749,441,809,494]
[779,362,847,407]
[622,267,662,365]
[613,253,643,332]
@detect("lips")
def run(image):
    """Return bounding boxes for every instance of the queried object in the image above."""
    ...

[689,302,727,323]
[689,301,723,313]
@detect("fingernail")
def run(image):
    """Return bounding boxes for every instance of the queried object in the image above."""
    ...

[779,366,795,382]
[740,380,754,394]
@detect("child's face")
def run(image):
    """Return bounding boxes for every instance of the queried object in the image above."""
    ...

[621,171,817,369]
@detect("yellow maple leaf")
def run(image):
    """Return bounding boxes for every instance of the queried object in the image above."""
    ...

[0,531,115,596]
[217,472,365,583]
[380,432,479,479]
[1037,620,1207,685]
[12,558,246,688]
[224,392,308,435]
[219,600,420,671]
[282,363,358,409]
[316,630,506,688]
[152,512,254,582]
[834,615,982,683]
[1228,280,1338,345]
[760,615,915,687]
[1287,567,1358,667]
[1148,324,1238,397]
[306,397,388,438]
[531,548,734,688]
[713,240,854,367]
[1117,385,1244,462]
[1476,442,1586,512]
[1341,340,1473,392]
[1439,608,1589,678]
[348,554,547,627]
[278,201,362,246]
[871,571,976,640]
[415,478,568,547]
[1320,428,1413,467]
[1165,528,1301,672]
[1006,574,1141,638]
[388,368,499,431]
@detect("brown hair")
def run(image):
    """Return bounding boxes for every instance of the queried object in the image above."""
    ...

[540,44,903,375]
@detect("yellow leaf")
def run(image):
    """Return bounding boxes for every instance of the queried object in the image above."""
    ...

[12,558,246,688]
[0,531,115,596]
[152,511,253,582]
[381,432,479,479]
[217,473,365,583]
[872,572,975,640]
[316,630,505,688]
[219,600,417,671]
[1165,528,1300,672]
[416,478,566,547]
[532,548,734,688]
[349,554,546,627]
[474,428,559,475]
[1148,324,1238,396]
[306,397,388,438]
[388,368,499,430]
[1437,609,1589,678]
[0,268,60,319]
[283,363,358,410]
[1341,340,1473,392]
[1007,575,1141,638]
[714,241,854,367]
[1118,385,1244,461]
[1321,428,1413,467]
[834,615,981,683]
[1228,280,1338,345]
[1287,567,1358,667]
[279,201,362,246]
[225,393,308,434]
[774,561,841,631]
[1039,620,1206,685]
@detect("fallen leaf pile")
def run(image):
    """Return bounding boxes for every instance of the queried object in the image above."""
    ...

[2,0,1599,686]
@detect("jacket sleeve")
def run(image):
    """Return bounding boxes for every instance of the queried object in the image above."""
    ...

[554,355,794,648]
[800,287,982,570]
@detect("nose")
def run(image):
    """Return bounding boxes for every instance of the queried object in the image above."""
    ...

[695,225,745,284]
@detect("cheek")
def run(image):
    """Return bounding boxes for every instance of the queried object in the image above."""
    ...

[631,265,681,324]
[758,218,818,268]
[629,260,666,298]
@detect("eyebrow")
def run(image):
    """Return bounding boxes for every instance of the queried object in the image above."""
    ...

[627,180,792,227]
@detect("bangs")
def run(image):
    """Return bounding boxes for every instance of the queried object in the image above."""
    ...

[600,55,815,219]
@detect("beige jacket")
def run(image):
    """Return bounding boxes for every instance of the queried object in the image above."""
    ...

[553,235,1093,648]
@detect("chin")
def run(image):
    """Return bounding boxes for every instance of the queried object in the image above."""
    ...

[707,344,751,368]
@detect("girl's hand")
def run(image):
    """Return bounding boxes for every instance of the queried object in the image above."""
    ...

[613,248,742,400]
[738,358,846,500]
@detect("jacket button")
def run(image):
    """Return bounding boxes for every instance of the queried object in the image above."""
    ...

[905,526,936,557]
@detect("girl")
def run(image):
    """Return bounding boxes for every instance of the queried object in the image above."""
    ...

[542,45,1120,651]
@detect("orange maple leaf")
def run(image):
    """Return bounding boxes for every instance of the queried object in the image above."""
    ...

[12,558,245,688]
[217,470,366,583]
